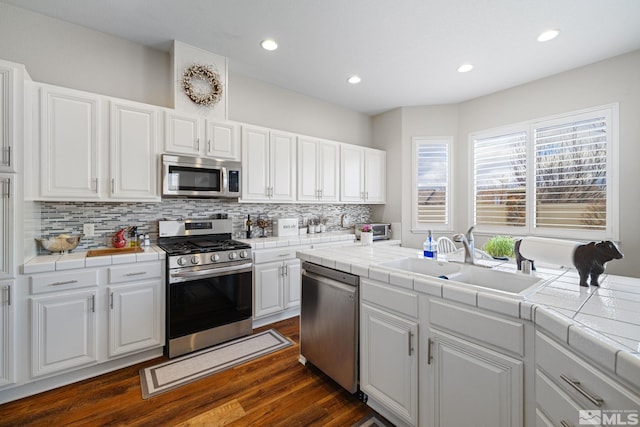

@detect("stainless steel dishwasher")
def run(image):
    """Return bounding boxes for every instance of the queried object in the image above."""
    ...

[299,261,359,393]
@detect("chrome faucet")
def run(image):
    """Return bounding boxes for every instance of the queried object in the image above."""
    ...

[453,226,475,264]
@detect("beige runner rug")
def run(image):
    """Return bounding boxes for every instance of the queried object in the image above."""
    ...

[140,329,292,398]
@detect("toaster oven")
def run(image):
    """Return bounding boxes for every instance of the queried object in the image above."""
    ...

[355,223,391,240]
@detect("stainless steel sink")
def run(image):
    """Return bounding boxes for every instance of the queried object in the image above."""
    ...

[378,257,546,297]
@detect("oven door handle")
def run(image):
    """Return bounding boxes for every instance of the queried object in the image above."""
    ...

[170,263,253,281]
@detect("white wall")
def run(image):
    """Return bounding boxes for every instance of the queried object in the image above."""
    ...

[375,49,640,277]
[0,2,372,146]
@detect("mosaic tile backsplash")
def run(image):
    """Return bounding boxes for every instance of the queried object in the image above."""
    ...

[36,200,372,253]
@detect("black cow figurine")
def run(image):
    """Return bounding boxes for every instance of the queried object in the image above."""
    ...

[573,241,623,287]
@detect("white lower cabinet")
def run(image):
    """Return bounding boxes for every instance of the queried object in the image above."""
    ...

[108,280,163,358]
[421,296,524,427]
[360,278,418,426]
[427,329,523,427]
[28,261,164,379]
[31,289,98,378]
[0,280,14,387]
[254,258,301,319]
[361,303,418,426]
[535,331,640,427]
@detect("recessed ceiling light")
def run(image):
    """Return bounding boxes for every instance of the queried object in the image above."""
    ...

[457,64,473,73]
[347,75,362,84]
[261,39,278,51]
[537,29,560,42]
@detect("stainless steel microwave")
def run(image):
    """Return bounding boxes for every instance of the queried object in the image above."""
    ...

[162,154,241,198]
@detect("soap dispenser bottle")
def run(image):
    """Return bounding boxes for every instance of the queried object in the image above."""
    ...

[423,230,437,259]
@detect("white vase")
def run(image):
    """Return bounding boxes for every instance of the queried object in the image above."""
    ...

[361,232,373,246]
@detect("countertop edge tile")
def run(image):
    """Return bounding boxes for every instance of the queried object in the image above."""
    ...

[320,258,336,269]
[335,260,351,273]
[389,272,413,290]
[111,253,138,264]
[477,292,521,318]
[413,277,443,297]
[567,324,619,372]
[616,351,640,391]
[519,301,536,321]
[85,256,113,267]
[534,306,576,344]
[368,267,390,284]
[442,285,478,307]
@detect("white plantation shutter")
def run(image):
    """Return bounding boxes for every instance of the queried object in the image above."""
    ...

[470,104,617,240]
[535,116,608,231]
[413,138,451,229]
[473,132,527,228]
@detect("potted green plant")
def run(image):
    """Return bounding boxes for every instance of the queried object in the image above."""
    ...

[483,235,515,258]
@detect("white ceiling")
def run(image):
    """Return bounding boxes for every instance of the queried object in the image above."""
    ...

[3,0,640,115]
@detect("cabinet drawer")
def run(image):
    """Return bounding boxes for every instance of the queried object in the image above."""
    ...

[30,270,98,294]
[536,369,583,427]
[254,247,298,264]
[536,331,640,411]
[429,298,524,355]
[108,262,161,284]
[361,278,418,318]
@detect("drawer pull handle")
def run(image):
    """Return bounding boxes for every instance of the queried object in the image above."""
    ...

[124,272,147,277]
[560,374,604,407]
[560,421,573,427]
[50,280,79,286]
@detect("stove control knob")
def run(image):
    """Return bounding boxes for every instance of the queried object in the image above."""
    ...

[191,256,200,265]
[228,252,238,260]
[239,250,248,259]
[210,253,220,262]
[177,257,187,266]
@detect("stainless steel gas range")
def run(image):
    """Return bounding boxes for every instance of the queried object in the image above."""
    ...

[158,218,253,358]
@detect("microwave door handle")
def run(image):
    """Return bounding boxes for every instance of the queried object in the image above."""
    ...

[221,166,228,196]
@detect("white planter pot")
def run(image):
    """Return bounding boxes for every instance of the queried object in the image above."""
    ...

[361,232,373,246]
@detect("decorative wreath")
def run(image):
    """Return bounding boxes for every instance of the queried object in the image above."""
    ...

[182,64,223,107]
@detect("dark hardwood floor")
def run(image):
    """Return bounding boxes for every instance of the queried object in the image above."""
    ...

[0,317,377,426]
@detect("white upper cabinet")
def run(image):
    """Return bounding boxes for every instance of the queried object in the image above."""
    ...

[340,145,386,204]
[110,100,159,201]
[297,137,339,202]
[205,120,240,160]
[164,111,200,156]
[165,111,240,160]
[0,60,24,172]
[39,85,102,199]
[35,83,161,201]
[241,125,296,202]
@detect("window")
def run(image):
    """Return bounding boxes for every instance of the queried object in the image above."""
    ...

[471,104,618,240]
[412,137,452,231]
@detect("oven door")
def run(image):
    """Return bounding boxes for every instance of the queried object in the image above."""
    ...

[168,264,252,341]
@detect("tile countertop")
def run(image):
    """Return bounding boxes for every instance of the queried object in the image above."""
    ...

[236,231,356,249]
[22,245,165,274]
[296,244,640,390]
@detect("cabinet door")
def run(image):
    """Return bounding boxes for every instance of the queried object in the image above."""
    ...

[340,145,364,202]
[297,137,320,201]
[0,66,14,172]
[205,120,239,160]
[110,101,159,200]
[283,258,301,309]
[318,140,340,202]
[0,281,14,386]
[108,280,163,358]
[31,290,98,377]
[0,174,13,279]
[364,148,386,203]
[40,86,101,199]
[241,126,270,201]
[270,131,296,201]
[164,111,200,155]
[254,261,284,318]
[429,330,523,427]
[360,303,418,426]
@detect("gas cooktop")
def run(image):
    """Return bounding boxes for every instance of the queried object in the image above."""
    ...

[158,239,251,256]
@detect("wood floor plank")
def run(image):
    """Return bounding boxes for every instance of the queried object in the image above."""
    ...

[0,317,377,426]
